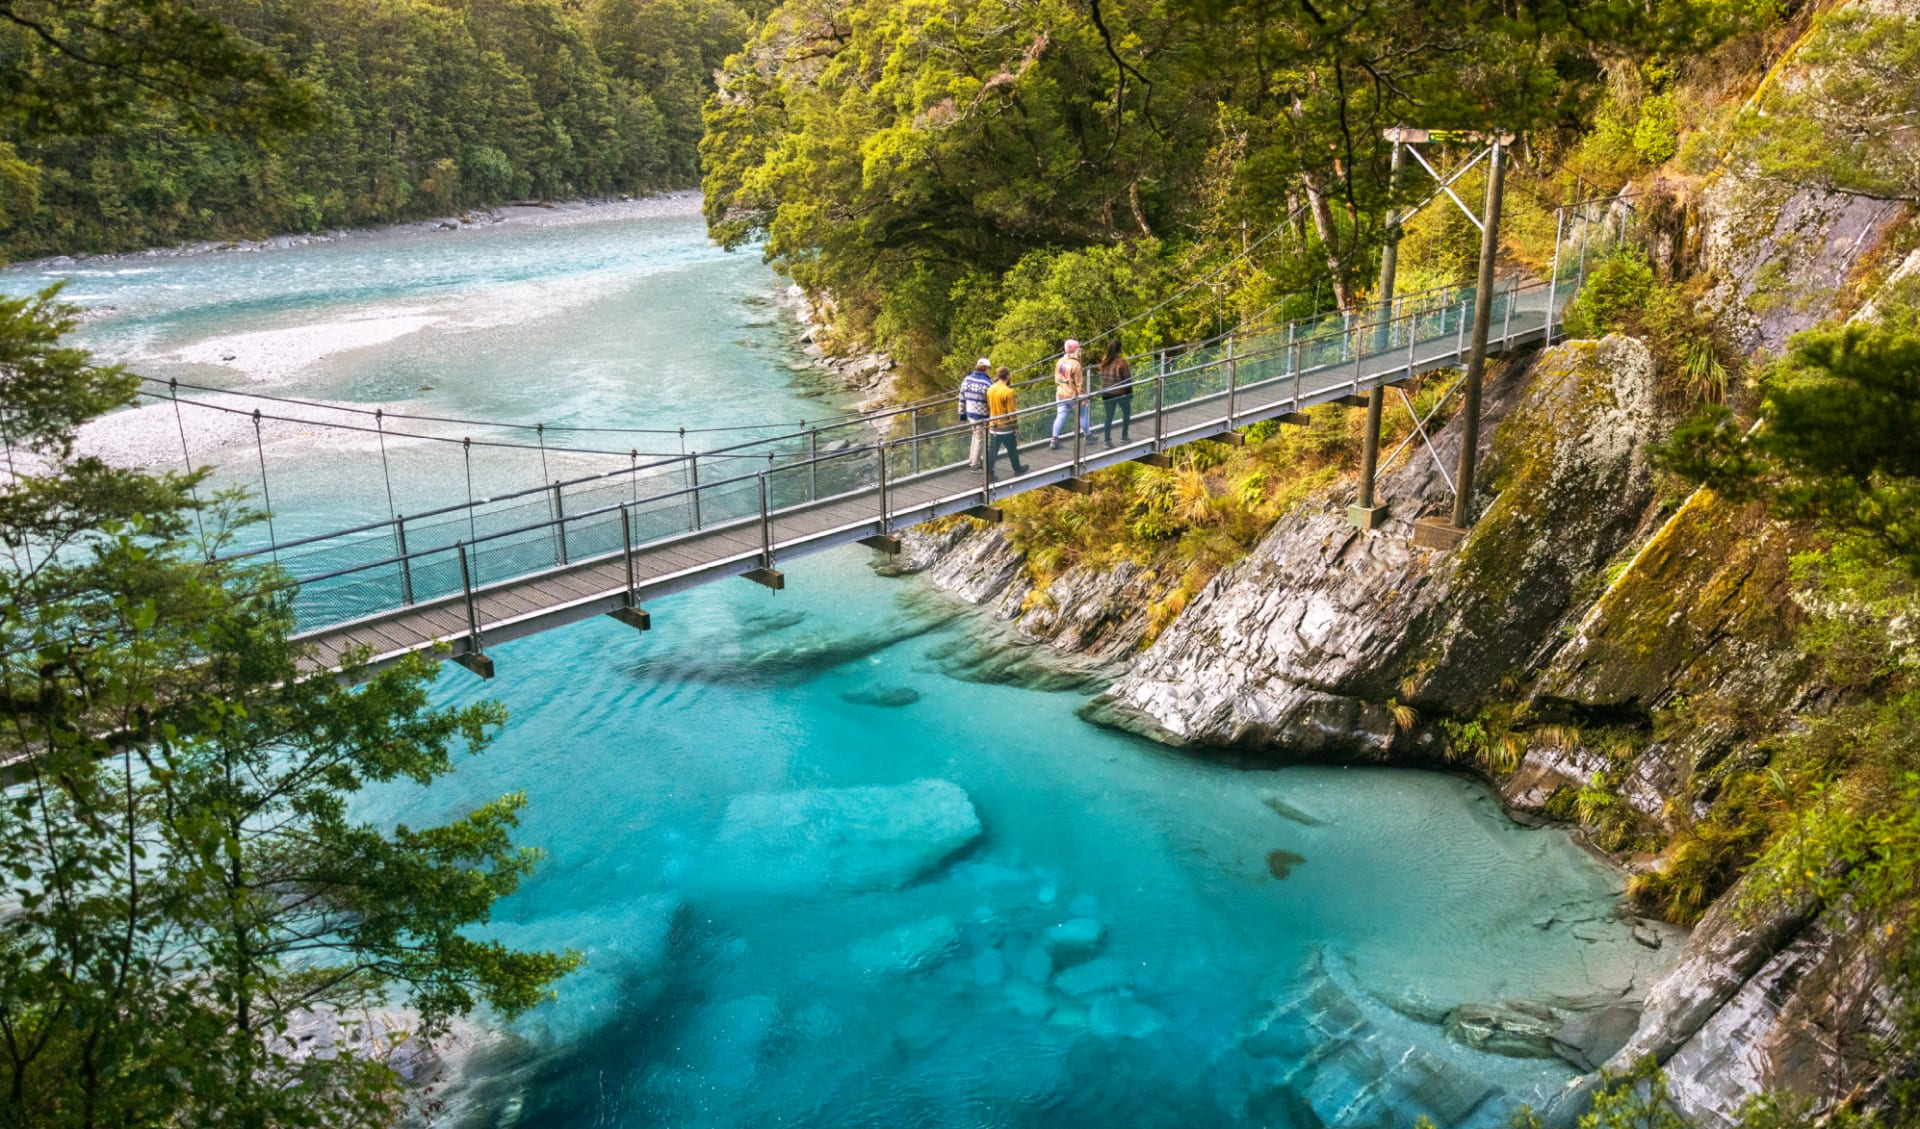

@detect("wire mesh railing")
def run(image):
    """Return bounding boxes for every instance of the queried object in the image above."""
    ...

[271,273,1573,639]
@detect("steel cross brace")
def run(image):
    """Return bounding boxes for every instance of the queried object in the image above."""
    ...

[1402,144,1495,233]
[1378,377,1462,495]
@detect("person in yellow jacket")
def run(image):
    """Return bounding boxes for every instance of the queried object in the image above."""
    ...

[985,366,1026,477]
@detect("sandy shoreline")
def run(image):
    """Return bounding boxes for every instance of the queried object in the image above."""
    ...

[13,189,706,271]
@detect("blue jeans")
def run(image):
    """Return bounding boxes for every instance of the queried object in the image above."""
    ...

[988,430,1025,477]
[1052,398,1090,441]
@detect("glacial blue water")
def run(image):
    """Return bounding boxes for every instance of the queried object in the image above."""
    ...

[1,199,1678,1127]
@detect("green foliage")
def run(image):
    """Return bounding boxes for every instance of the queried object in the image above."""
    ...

[0,291,572,1122]
[1664,309,1920,574]
[1631,92,1682,167]
[1730,11,1920,204]
[1580,1058,1690,1129]
[701,0,1739,371]
[0,0,754,259]
[1564,247,1734,405]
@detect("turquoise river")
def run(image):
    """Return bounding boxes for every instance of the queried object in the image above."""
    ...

[2,196,1679,1129]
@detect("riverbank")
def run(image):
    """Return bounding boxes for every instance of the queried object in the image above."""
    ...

[13,191,707,271]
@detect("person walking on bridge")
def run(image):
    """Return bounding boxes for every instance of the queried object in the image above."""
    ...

[986,366,1025,478]
[1097,338,1132,447]
[958,357,993,469]
[1050,339,1089,450]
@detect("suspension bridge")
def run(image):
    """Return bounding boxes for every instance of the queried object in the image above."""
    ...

[215,270,1578,679]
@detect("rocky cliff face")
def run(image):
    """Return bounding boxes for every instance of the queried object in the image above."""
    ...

[890,334,1882,1120]
[882,7,1920,1111]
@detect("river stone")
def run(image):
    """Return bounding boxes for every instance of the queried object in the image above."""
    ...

[972,947,1007,987]
[1550,1003,1643,1071]
[851,916,961,975]
[1088,994,1167,1039]
[1053,956,1130,997]
[1017,942,1054,985]
[839,685,921,708]
[1443,1002,1564,1059]
[1041,917,1107,966]
[712,778,982,892]
[486,894,683,1048]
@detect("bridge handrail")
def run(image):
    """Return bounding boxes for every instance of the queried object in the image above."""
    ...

[214,274,1518,569]
[263,275,1562,636]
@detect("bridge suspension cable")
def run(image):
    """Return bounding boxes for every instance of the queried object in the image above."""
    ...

[133,202,1318,445]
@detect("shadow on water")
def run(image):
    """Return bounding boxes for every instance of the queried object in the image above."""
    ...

[621,598,964,688]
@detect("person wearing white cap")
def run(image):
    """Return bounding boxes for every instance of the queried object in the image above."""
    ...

[1051,339,1089,449]
[958,357,994,468]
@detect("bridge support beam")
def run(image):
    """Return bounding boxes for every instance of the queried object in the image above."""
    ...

[1450,136,1507,532]
[1354,140,1403,534]
[1411,517,1468,551]
[742,568,785,591]
[1052,476,1095,495]
[1330,394,1371,409]
[860,533,903,554]
[1216,430,1247,447]
[607,607,652,631]
[1133,452,1172,468]
[453,652,495,680]
[963,505,1003,523]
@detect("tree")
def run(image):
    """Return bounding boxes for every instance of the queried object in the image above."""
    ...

[0,287,575,1127]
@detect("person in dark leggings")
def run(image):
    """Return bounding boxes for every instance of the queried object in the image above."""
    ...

[1098,338,1133,446]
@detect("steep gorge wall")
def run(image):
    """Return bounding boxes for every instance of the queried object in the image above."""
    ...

[888,134,1914,1115]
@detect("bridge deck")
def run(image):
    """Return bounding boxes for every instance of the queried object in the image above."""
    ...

[296,305,1553,676]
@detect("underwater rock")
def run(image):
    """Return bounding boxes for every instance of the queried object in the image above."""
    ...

[1265,849,1306,880]
[1002,979,1054,1020]
[972,947,1007,987]
[1017,944,1055,985]
[1550,1003,1643,1071]
[1053,957,1130,997]
[851,916,961,976]
[1443,1002,1564,1059]
[1243,952,1502,1128]
[484,895,683,1049]
[1263,796,1327,826]
[1088,994,1167,1039]
[839,685,921,708]
[711,778,982,893]
[1041,918,1107,967]
[923,631,1111,693]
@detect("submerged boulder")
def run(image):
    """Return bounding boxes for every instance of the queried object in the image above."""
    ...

[711,778,983,892]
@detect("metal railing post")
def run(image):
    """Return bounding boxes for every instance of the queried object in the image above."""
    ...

[983,430,995,503]
[551,482,568,566]
[911,408,921,475]
[1072,401,1084,472]
[620,502,637,605]
[457,541,482,653]
[1502,277,1516,344]
[1351,321,1364,395]
[689,453,702,530]
[1545,208,1566,344]
[758,472,773,569]
[809,428,820,500]
[1288,323,1300,409]
[395,516,414,606]
[1155,350,1167,449]
[877,442,890,530]
[1226,332,1238,427]
[1457,296,1468,358]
